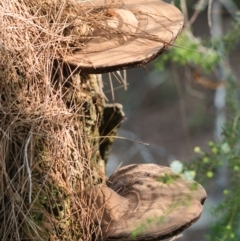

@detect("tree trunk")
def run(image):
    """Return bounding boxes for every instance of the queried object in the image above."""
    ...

[0,68,124,240]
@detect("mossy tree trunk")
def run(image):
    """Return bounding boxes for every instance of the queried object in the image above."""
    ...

[1,0,126,239]
[32,73,106,240]
[0,70,119,240]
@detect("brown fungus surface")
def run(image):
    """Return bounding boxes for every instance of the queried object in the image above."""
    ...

[64,0,184,73]
[88,164,207,241]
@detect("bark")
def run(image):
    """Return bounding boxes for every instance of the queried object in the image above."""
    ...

[0,69,123,240]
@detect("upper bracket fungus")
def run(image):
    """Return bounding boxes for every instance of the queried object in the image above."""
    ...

[64,0,184,73]
[88,164,207,241]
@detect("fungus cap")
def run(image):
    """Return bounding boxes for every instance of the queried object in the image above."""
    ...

[64,0,184,73]
[89,164,207,240]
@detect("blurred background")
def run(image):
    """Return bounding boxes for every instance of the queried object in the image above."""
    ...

[101,0,240,240]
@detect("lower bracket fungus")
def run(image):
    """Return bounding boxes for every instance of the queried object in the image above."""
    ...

[87,164,207,241]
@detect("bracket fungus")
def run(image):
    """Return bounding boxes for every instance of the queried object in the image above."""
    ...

[88,164,207,240]
[64,0,184,73]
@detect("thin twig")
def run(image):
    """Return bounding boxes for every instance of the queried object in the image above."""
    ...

[24,132,33,204]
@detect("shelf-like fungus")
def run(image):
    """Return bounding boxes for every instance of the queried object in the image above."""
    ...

[64,0,184,73]
[88,164,206,240]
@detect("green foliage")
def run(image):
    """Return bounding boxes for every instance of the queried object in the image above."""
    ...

[156,173,179,184]
[223,17,240,52]
[169,134,240,239]
[155,17,240,73]
[184,121,240,241]
[154,31,221,72]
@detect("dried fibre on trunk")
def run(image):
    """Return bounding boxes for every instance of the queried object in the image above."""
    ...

[0,0,106,240]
